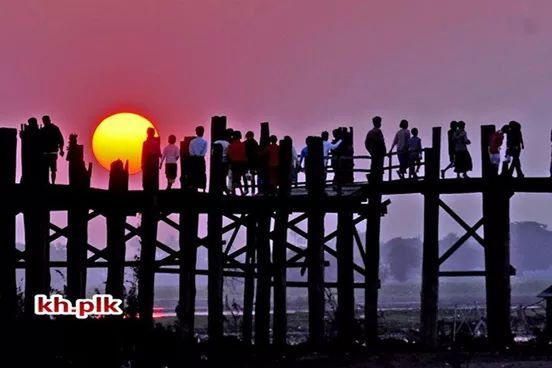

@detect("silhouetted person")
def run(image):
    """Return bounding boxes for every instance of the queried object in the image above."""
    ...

[408,128,422,179]
[160,134,180,189]
[244,131,259,193]
[41,115,64,184]
[214,129,232,192]
[441,121,458,179]
[228,130,248,195]
[505,120,524,178]
[189,126,208,191]
[331,128,354,192]
[365,116,386,183]
[20,117,42,184]
[260,135,280,194]
[453,121,472,178]
[488,125,506,176]
[141,127,161,191]
[389,119,410,179]
[322,130,342,171]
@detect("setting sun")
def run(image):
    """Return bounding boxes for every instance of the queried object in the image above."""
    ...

[92,112,158,174]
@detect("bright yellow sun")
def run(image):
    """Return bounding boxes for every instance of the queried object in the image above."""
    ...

[92,112,159,174]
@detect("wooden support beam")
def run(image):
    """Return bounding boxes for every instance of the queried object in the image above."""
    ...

[305,136,326,347]
[105,160,128,302]
[242,215,256,344]
[255,210,271,346]
[273,137,292,347]
[138,133,161,326]
[20,120,51,317]
[66,135,91,301]
[179,206,199,342]
[0,128,17,322]
[420,127,441,348]
[208,116,226,345]
[336,210,354,346]
[481,125,512,348]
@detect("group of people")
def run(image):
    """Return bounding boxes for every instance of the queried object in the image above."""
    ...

[364,116,423,182]
[20,116,65,184]
[440,120,526,179]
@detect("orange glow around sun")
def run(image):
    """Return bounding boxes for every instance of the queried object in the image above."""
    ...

[92,112,158,174]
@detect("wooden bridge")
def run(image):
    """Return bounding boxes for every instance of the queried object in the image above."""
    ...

[0,117,550,349]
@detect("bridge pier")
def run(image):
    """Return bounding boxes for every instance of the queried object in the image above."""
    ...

[336,210,354,345]
[306,136,326,347]
[420,127,441,347]
[273,137,293,347]
[208,116,226,345]
[20,121,50,317]
[66,135,91,301]
[105,160,129,301]
[0,128,17,322]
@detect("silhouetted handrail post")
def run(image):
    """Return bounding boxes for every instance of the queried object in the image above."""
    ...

[178,138,200,341]
[273,137,293,347]
[105,160,128,302]
[208,116,226,347]
[139,134,161,326]
[420,126,441,348]
[0,128,17,322]
[66,134,92,301]
[20,121,51,317]
[481,124,513,348]
[305,136,326,348]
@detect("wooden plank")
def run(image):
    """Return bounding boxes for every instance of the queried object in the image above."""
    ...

[255,211,271,346]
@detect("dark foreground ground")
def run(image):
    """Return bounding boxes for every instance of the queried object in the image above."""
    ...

[3,319,551,367]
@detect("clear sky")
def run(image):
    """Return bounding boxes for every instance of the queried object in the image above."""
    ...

[2,0,552,238]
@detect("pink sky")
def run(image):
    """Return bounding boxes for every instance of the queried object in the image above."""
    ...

[2,0,552,236]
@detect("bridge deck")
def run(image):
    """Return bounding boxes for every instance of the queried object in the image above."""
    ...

[7,176,551,213]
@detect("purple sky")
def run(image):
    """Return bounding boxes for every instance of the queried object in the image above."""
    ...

[2,0,552,239]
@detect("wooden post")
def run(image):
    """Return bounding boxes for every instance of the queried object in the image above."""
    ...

[180,136,194,189]
[66,135,92,301]
[273,137,292,346]
[138,134,161,325]
[255,210,271,346]
[364,193,381,343]
[336,210,354,346]
[242,215,257,344]
[20,120,50,316]
[420,127,441,347]
[481,125,512,347]
[208,116,226,344]
[105,160,129,301]
[305,136,326,347]
[179,208,199,341]
[0,128,17,321]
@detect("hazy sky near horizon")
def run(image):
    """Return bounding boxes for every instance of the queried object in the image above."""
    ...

[2,0,552,239]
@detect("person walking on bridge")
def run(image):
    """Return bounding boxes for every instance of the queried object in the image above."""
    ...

[441,121,458,179]
[505,120,524,178]
[453,121,472,178]
[189,125,208,191]
[40,115,64,184]
[488,125,506,176]
[160,134,180,189]
[365,116,386,184]
[389,119,411,179]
